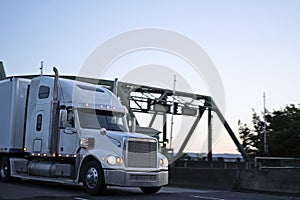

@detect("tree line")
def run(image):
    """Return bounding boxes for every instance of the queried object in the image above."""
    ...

[239,104,300,157]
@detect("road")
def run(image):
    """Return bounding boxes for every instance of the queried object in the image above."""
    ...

[0,180,299,200]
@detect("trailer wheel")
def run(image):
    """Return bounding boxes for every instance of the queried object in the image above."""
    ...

[82,160,106,195]
[0,157,11,182]
[140,186,161,194]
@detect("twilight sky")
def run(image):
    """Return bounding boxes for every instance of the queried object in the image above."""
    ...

[1,0,300,153]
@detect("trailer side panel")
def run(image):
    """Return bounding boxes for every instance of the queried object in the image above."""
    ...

[0,78,30,153]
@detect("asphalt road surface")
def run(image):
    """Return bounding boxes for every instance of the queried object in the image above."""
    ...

[0,180,299,200]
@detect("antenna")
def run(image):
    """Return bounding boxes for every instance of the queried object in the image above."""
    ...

[40,61,44,76]
[170,74,176,149]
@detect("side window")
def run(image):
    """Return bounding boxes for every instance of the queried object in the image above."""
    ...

[38,85,50,99]
[36,114,42,131]
[67,109,75,127]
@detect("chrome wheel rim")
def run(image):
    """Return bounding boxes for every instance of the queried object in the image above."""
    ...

[0,164,8,178]
[85,167,98,188]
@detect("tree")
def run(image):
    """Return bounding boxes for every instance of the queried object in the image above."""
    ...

[239,104,300,157]
[238,110,269,156]
[238,120,253,154]
[268,105,300,157]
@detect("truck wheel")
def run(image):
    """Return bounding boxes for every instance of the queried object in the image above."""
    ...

[0,157,11,182]
[140,186,161,194]
[82,160,106,195]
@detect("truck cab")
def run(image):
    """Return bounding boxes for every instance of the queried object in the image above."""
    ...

[0,69,168,195]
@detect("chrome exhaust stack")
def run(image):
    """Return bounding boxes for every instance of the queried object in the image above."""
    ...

[49,67,60,156]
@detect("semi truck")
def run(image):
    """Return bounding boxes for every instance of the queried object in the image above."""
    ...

[0,67,168,195]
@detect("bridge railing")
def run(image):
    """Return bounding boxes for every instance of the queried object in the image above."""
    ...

[172,160,257,170]
[255,157,300,169]
[172,157,300,170]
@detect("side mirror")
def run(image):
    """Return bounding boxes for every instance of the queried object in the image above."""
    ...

[59,109,67,129]
[64,127,77,134]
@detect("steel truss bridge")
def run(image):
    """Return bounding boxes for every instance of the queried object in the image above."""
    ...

[0,61,250,162]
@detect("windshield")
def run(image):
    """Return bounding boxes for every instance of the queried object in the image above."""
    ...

[77,108,129,132]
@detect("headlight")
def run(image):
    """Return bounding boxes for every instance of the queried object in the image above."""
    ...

[107,155,116,165]
[160,158,169,167]
[107,155,123,165]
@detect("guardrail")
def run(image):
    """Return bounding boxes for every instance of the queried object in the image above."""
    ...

[173,157,300,170]
[172,160,257,170]
[255,156,300,169]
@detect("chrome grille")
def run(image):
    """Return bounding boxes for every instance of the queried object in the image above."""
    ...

[126,138,157,168]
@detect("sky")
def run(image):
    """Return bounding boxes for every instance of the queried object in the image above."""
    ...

[1,0,300,153]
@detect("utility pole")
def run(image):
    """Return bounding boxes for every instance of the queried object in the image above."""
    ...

[263,92,268,154]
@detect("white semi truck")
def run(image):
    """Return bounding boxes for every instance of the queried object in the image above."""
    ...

[0,68,168,195]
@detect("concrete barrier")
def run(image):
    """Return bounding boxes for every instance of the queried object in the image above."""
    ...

[169,167,238,190]
[239,169,300,194]
[169,167,300,194]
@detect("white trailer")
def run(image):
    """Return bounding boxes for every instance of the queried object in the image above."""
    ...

[0,78,30,154]
[0,68,168,195]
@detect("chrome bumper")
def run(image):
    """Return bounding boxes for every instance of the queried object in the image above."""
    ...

[104,169,168,187]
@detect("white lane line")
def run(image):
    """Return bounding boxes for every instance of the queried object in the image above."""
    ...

[190,195,225,200]
[74,197,88,200]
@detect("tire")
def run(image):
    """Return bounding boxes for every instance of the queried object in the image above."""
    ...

[0,157,11,182]
[82,160,106,195]
[140,186,161,194]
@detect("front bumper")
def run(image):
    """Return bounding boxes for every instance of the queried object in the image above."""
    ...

[104,169,168,187]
